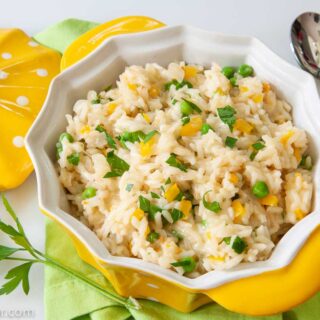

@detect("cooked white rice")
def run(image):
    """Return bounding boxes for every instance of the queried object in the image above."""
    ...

[57,62,313,277]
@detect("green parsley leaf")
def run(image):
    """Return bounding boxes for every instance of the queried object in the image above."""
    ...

[181,99,202,114]
[223,237,231,245]
[232,236,247,254]
[249,151,258,161]
[139,196,150,212]
[0,245,21,261]
[117,131,146,149]
[165,177,171,185]
[91,98,101,104]
[67,153,80,165]
[147,231,160,243]
[201,123,214,135]
[151,192,160,199]
[252,141,265,150]
[126,184,134,192]
[217,105,236,131]
[104,151,130,178]
[164,79,193,91]
[171,257,196,273]
[96,125,117,149]
[203,191,221,213]
[166,154,188,172]
[225,136,238,148]
[171,208,184,222]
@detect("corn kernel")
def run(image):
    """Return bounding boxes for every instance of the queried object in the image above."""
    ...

[128,83,137,91]
[140,136,156,157]
[106,102,117,115]
[262,82,271,93]
[251,94,263,103]
[80,125,91,134]
[234,118,254,134]
[240,86,249,93]
[142,113,151,124]
[148,86,159,98]
[259,194,278,206]
[232,200,245,223]
[229,173,239,184]
[293,147,302,162]
[184,65,198,79]
[180,200,192,218]
[208,255,225,262]
[180,117,203,136]
[206,231,212,239]
[144,225,150,237]
[131,208,145,221]
[164,183,180,202]
[294,208,305,220]
[280,130,294,145]
[215,87,227,95]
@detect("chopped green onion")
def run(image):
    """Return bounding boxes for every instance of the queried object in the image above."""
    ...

[181,116,190,125]
[164,79,193,91]
[171,257,196,273]
[149,204,162,221]
[117,130,146,149]
[104,151,130,178]
[139,196,150,212]
[96,125,117,149]
[252,141,265,150]
[147,231,160,243]
[201,123,214,135]
[171,208,184,223]
[67,153,80,165]
[203,191,221,213]
[225,136,237,148]
[151,192,160,199]
[252,181,269,198]
[238,64,254,77]
[126,183,134,192]
[217,105,236,131]
[143,130,158,143]
[82,187,96,200]
[232,236,247,254]
[221,66,236,79]
[166,154,188,172]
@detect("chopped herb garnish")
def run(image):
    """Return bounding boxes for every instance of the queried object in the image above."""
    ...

[181,116,190,125]
[82,187,96,200]
[175,192,184,202]
[201,219,207,227]
[143,130,158,143]
[56,132,74,159]
[171,208,184,223]
[151,192,160,199]
[165,177,171,185]
[203,191,221,213]
[96,125,117,149]
[171,257,196,273]
[164,79,193,91]
[299,155,313,170]
[104,151,130,178]
[225,136,238,148]
[147,231,160,243]
[91,98,101,104]
[223,237,231,245]
[126,183,134,192]
[249,151,258,161]
[67,153,80,165]
[172,98,178,105]
[201,123,214,135]
[103,85,112,92]
[181,99,202,114]
[252,141,265,150]
[149,204,162,221]
[117,131,145,149]
[217,105,236,131]
[139,195,150,212]
[232,236,247,254]
[166,153,188,172]
[171,229,184,241]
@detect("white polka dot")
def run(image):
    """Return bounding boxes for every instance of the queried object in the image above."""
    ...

[12,136,24,148]
[28,41,39,47]
[0,70,8,79]
[16,96,29,106]
[36,68,48,77]
[1,52,12,59]
[146,283,159,289]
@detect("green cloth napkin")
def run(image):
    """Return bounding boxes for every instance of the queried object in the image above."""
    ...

[35,19,320,320]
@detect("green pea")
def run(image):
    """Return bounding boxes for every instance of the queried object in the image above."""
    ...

[221,66,236,79]
[180,100,193,116]
[238,64,254,77]
[230,77,238,87]
[59,132,74,143]
[82,187,97,200]
[252,181,269,198]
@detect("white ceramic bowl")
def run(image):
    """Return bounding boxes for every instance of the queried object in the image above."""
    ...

[25,25,320,313]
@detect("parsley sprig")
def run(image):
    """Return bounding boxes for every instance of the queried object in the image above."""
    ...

[0,195,139,309]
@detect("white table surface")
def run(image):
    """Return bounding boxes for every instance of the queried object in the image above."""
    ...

[0,0,319,319]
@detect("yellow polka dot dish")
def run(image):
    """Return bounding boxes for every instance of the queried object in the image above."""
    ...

[25,26,320,315]
[0,28,61,190]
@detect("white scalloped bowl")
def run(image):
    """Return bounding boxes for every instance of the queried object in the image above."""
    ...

[25,25,320,315]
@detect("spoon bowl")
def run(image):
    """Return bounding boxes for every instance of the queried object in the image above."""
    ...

[291,12,320,78]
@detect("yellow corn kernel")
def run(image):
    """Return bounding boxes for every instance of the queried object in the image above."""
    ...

[180,117,203,136]
[131,208,145,221]
[294,208,305,220]
[293,147,302,163]
[180,199,192,218]
[259,194,278,206]
[142,113,151,124]
[206,232,212,239]
[208,255,225,262]
[80,125,91,134]
[164,183,180,202]
[148,86,159,98]
[234,118,254,134]
[229,173,239,184]
[280,130,294,145]
[184,65,198,79]
[262,82,271,93]
[128,83,137,91]
[140,136,156,157]
[232,200,245,223]
[240,86,249,93]
[106,102,117,115]
[144,225,150,237]
[251,94,263,103]
[215,87,227,95]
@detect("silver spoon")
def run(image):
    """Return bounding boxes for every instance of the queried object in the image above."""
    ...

[290,12,320,78]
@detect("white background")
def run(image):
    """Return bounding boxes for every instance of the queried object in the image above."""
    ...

[0,0,319,319]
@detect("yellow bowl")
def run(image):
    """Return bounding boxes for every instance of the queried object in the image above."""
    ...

[26,23,320,315]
